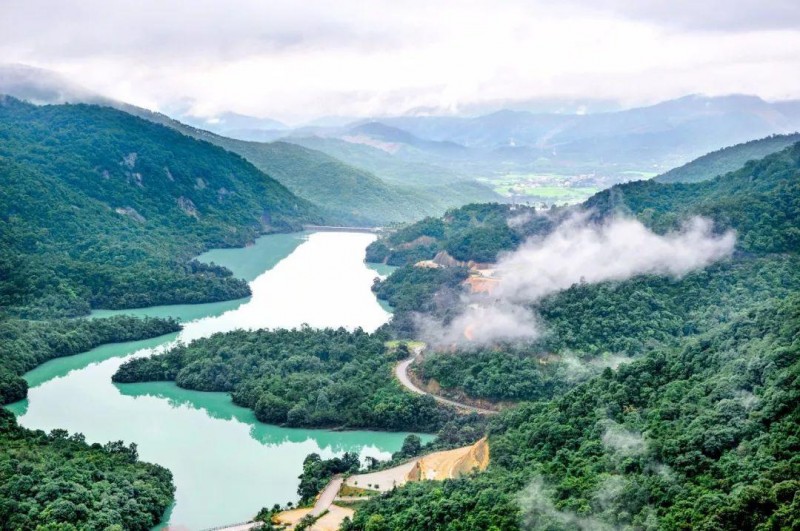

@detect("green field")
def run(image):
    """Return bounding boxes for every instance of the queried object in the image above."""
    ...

[479,174,599,205]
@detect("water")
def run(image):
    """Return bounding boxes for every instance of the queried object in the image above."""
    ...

[7,232,429,530]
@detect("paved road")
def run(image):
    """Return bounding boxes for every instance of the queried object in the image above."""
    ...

[394,355,498,415]
[311,475,344,516]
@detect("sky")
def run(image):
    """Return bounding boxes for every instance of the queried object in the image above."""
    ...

[1,0,799,124]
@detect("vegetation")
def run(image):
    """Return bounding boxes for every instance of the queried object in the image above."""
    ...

[366,203,559,265]
[0,408,174,530]
[203,138,482,226]
[0,97,319,318]
[346,296,800,530]
[297,452,361,505]
[656,133,800,184]
[349,143,800,528]
[586,143,800,255]
[113,327,448,431]
[0,316,180,404]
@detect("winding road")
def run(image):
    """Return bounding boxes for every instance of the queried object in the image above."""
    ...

[394,352,498,415]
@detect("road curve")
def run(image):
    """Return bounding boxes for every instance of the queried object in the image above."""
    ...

[394,356,498,415]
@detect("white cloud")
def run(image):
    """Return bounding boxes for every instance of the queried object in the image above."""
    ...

[0,0,798,122]
[419,214,735,348]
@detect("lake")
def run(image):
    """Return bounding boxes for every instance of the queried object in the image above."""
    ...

[7,232,429,530]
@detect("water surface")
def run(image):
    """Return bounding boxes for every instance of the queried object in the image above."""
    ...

[8,232,428,529]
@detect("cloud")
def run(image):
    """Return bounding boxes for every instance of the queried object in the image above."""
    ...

[496,215,735,303]
[518,477,614,531]
[0,0,798,121]
[419,213,735,348]
[600,420,647,457]
[571,0,800,32]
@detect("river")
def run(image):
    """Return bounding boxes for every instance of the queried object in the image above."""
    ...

[6,231,424,530]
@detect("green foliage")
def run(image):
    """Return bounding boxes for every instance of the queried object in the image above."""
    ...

[0,316,181,404]
[203,139,459,226]
[656,133,800,184]
[398,434,423,458]
[351,142,800,529]
[0,97,320,317]
[0,408,174,530]
[372,266,469,313]
[113,327,449,431]
[350,297,800,530]
[586,142,800,254]
[366,203,556,266]
[297,452,360,504]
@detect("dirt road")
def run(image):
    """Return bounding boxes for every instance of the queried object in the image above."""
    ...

[394,356,498,415]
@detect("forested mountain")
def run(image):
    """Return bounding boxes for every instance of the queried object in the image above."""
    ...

[0,65,502,225]
[368,141,800,266]
[354,143,800,529]
[0,97,320,318]
[656,133,800,183]
[199,137,498,225]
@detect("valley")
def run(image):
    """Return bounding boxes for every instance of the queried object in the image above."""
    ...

[1,61,798,531]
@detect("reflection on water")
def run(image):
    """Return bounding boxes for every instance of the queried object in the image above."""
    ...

[7,232,429,530]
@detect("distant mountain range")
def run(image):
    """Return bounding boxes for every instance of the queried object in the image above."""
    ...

[3,63,799,214]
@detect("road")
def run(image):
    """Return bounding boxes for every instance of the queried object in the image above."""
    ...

[310,475,344,516]
[394,354,498,415]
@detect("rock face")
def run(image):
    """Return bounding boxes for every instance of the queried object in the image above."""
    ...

[432,250,463,267]
[176,196,199,218]
[114,206,145,223]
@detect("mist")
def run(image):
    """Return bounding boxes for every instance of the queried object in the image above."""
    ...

[419,213,736,348]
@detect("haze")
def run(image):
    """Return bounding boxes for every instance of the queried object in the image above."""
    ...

[1,0,798,123]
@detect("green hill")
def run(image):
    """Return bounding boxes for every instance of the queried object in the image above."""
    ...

[0,97,320,318]
[199,138,439,225]
[655,133,800,183]
[130,113,501,226]
[353,145,800,529]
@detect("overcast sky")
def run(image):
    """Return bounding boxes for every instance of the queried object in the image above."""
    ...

[1,0,799,123]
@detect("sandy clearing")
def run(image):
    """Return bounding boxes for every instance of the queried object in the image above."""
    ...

[345,438,490,493]
[311,505,355,531]
[344,458,418,491]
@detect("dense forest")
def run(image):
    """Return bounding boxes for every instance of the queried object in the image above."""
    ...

[0,97,320,318]
[346,296,800,530]
[365,203,560,266]
[113,327,448,431]
[352,142,800,528]
[367,141,800,267]
[0,316,180,404]
[656,133,800,184]
[0,409,174,530]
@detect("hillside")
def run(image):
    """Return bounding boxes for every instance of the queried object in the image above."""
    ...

[0,65,502,225]
[656,133,800,183]
[353,143,800,530]
[123,107,501,226]
[202,138,446,225]
[0,97,320,317]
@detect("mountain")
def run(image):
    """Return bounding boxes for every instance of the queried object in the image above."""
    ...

[178,111,289,142]
[0,64,501,224]
[357,142,800,530]
[0,97,320,318]
[369,94,800,172]
[201,138,441,225]
[655,133,800,183]
[286,135,466,186]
